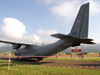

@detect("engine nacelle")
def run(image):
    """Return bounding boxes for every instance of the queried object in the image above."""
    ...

[12,44,21,49]
[14,50,21,56]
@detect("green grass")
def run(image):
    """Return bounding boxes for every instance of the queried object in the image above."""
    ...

[0,62,100,75]
[0,59,100,75]
[44,57,100,61]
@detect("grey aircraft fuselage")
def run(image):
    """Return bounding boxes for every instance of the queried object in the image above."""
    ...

[14,39,71,56]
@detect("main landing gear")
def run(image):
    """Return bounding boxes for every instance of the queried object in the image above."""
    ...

[23,59,29,61]
[37,58,43,62]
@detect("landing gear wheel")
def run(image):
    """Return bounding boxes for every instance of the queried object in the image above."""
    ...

[23,59,28,61]
[37,58,43,62]
[26,59,28,61]
[17,57,19,59]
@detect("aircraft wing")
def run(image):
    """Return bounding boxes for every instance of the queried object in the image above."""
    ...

[0,40,32,45]
[0,40,36,49]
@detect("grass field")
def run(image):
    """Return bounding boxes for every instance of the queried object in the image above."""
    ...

[44,57,100,61]
[0,59,100,75]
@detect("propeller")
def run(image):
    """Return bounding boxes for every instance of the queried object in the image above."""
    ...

[11,48,14,55]
[6,44,21,55]
[6,45,14,55]
[11,44,21,55]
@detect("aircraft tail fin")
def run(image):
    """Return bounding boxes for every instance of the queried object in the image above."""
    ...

[68,3,89,39]
[51,3,95,45]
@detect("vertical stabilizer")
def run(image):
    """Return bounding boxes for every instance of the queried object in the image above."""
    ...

[69,3,89,39]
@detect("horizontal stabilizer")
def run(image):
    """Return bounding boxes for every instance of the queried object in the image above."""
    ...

[51,33,95,45]
[82,41,95,44]
[51,33,72,39]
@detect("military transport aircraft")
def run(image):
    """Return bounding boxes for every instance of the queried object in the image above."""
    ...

[0,3,95,61]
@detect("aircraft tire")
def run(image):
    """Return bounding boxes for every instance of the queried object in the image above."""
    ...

[17,57,19,59]
[23,58,28,61]
[37,58,42,61]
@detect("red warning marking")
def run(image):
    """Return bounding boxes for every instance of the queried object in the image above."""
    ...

[71,46,81,52]
[77,20,80,23]
[71,49,81,52]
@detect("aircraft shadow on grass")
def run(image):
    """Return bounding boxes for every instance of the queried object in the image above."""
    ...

[0,58,54,65]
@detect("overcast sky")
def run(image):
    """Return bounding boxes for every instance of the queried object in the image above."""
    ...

[0,0,100,46]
